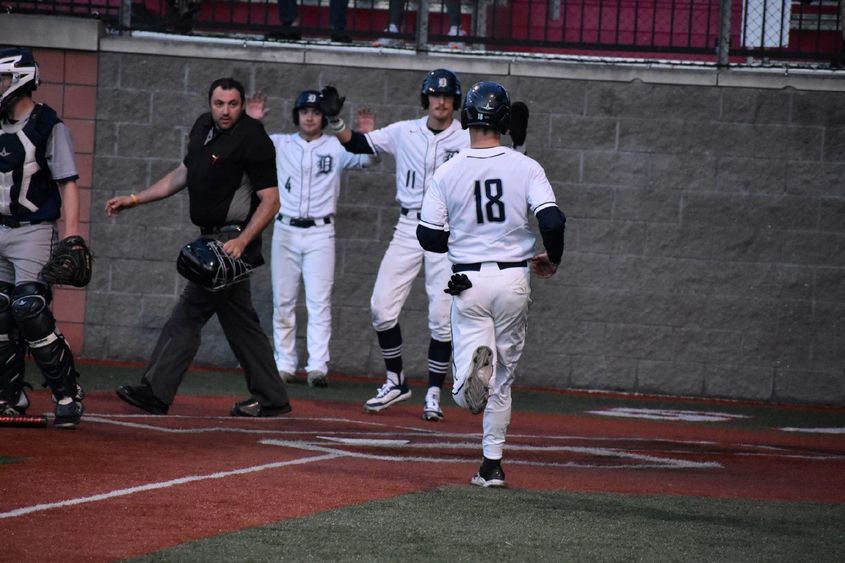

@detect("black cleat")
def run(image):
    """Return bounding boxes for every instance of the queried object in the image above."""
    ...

[54,399,84,429]
[230,398,292,417]
[471,458,506,488]
[116,384,169,415]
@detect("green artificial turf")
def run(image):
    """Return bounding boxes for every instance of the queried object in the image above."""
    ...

[129,487,845,562]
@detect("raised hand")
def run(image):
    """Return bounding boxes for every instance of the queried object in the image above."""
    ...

[246,92,269,121]
[355,108,376,133]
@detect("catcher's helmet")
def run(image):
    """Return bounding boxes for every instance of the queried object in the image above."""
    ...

[292,89,328,128]
[460,81,511,134]
[176,238,254,292]
[0,48,40,118]
[420,69,461,110]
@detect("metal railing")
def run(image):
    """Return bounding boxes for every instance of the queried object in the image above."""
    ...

[1,0,842,65]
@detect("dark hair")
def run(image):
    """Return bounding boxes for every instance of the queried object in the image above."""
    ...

[207,78,245,104]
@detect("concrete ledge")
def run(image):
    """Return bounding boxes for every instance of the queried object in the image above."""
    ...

[100,34,307,65]
[0,13,103,51]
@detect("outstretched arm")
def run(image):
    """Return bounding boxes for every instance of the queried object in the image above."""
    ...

[105,163,188,216]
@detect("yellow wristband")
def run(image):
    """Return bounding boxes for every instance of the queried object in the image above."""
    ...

[130,193,139,207]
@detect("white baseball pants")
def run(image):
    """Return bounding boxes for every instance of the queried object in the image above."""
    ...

[370,214,452,341]
[271,222,335,374]
[450,263,531,460]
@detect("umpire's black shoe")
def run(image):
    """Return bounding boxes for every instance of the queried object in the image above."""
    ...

[230,398,292,417]
[116,384,169,415]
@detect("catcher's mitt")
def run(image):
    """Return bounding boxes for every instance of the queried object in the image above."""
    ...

[40,236,93,287]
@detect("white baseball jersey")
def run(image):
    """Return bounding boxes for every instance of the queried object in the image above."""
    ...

[420,146,558,264]
[365,116,469,208]
[421,143,560,462]
[269,132,371,375]
[270,133,371,217]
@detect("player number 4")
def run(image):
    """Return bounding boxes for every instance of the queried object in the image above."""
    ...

[474,179,506,224]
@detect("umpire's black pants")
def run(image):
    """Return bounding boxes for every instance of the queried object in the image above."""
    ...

[142,278,289,408]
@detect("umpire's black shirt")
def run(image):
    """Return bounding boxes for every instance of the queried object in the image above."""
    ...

[183,112,277,266]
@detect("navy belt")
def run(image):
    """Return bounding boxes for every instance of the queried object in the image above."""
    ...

[0,215,42,228]
[452,261,528,273]
[200,223,243,235]
[400,207,421,219]
[277,214,332,228]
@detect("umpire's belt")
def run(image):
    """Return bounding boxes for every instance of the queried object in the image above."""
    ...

[277,214,332,228]
[0,214,42,228]
[452,261,528,273]
[400,207,421,219]
[200,223,243,236]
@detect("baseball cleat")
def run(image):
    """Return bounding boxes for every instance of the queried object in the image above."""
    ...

[1,384,31,416]
[464,346,493,414]
[278,370,296,384]
[471,458,507,488]
[307,371,328,388]
[53,399,84,429]
[364,378,411,413]
[422,387,444,421]
[471,463,506,488]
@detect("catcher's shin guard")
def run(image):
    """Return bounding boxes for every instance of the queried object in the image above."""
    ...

[0,282,28,413]
[11,282,82,401]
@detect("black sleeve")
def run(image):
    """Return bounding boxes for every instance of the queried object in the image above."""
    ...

[416,225,449,253]
[536,207,565,264]
[341,130,375,154]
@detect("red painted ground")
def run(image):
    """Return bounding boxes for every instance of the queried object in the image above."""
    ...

[2,390,844,561]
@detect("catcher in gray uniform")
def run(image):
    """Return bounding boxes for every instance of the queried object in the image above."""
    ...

[0,47,87,428]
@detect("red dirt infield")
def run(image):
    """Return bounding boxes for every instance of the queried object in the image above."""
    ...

[2,389,844,560]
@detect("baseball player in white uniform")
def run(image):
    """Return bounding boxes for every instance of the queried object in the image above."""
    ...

[319,69,469,421]
[417,82,566,488]
[247,90,373,387]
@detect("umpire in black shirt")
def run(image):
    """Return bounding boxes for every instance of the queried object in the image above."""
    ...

[106,77,291,417]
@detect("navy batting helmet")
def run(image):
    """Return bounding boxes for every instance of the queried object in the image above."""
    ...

[420,69,461,110]
[460,81,511,134]
[0,48,40,118]
[177,238,254,292]
[292,89,328,128]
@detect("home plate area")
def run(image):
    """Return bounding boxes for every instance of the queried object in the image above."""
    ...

[84,411,733,472]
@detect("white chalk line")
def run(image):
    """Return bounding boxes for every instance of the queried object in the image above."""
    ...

[780,427,845,434]
[0,452,338,521]
[260,439,722,470]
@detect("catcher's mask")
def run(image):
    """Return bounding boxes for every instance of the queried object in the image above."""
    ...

[0,47,40,119]
[176,238,254,292]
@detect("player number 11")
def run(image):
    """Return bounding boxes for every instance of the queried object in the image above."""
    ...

[474,179,506,224]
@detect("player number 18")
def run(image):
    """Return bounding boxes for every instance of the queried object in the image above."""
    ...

[474,179,506,224]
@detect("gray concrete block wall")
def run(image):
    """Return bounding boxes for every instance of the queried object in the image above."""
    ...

[86,50,845,405]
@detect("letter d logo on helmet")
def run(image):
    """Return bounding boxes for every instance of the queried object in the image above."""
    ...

[177,238,254,292]
[420,68,462,110]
